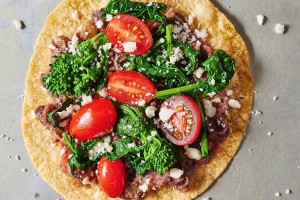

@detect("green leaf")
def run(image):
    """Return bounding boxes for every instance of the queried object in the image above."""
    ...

[102,0,167,35]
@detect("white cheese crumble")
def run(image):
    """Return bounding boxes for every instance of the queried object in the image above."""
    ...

[71,10,79,21]
[211,97,221,103]
[285,189,291,194]
[128,143,135,148]
[122,41,137,53]
[203,99,216,118]
[13,20,23,30]
[31,110,36,119]
[60,148,66,157]
[229,99,241,108]
[106,14,113,21]
[102,43,112,51]
[68,35,79,54]
[274,192,281,197]
[159,107,175,122]
[82,177,90,185]
[169,47,184,64]
[256,14,265,25]
[96,20,104,29]
[185,148,201,160]
[273,96,278,101]
[21,168,28,173]
[145,106,157,118]
[169,168,184,179]
[275,23,285,34]
[48,43,56,50]
[88,141,113,159]
[138,100,146,106]
[210,79,215,85]
[194,29,208,39]
[98,87,108,98]
[202,197,211,200]
[267,131,273,136]
[138,178,151,192]
[81,94,93,106]
[193,67,204,79]
[151,131,157,137]
[226,89,233,96]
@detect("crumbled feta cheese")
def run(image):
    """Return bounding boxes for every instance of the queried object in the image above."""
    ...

[138,100,146,106]
[98,87,108,98]
[48,43,56,50]
[88,141,113,159]
[68,35,79,54]
[188,15,194,25]
[60,148,66,157]
[185,148,201,160]
[81,94,93,106]
[202,197,211,200]
[122,41,137,53]
[254,110,262,117]
[193,67,204,79]
[13,20,23,30]
[71,10,79,21]
[159,107,176,122]
[275,23,285,34]
[211,97,221,103]
[106,14,113,21]
[145,106,157,118]
[31,110,36,119]
[102,43,112,51]
[96,20,103,29]
[229,99,241,108]
[267,131,273,136]
[147,136,153,141]
[128,143,135,148]
[123,62,131,68]
[82,177,90,185]
[151,131,157,137]
[15,155,20,160]
[210,79,215,85]
[273,96,278,101]
[147,2,153,6]
[172,26,183,33]
[21,168,28,173]
[169,168,184,178]
[274,192,281,197]
[194,29,208,39]
[203,99,216,118]
[227,89,233,96]
[169,47,184,64]
[285,189,291,194]
[256,14,265,25]
[138,180,149,192]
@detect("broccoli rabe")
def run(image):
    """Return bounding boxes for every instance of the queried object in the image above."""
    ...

[43,33,109,98]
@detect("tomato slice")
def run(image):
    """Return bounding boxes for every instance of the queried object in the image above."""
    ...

[97,157,126,198]
[107,70,155,106]
[159,95,202,146]
[69,99,118,141]
[105,14,153,55]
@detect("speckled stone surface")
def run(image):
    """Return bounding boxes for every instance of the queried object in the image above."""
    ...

[0,0,299,199]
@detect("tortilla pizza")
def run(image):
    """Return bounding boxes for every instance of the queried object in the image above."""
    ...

[22,0,253,199]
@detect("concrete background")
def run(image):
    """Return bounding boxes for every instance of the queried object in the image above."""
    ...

[0,0,299,199]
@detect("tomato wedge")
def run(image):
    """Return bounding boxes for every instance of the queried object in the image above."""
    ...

[105,14,153,55]
[97,157,126,198]
[69,99,118,141]
[159,95,202,146]
[107,70,155,106]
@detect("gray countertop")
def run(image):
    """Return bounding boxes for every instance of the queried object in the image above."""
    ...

[0,0,299,199]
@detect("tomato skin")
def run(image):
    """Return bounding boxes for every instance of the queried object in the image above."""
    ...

[107,70,155,106]
[105,14,153,55]
[69,99,118,141]
[97,157,126,198]
[160,95,202,146]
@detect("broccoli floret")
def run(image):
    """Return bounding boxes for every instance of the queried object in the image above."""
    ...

[43,33,109,98]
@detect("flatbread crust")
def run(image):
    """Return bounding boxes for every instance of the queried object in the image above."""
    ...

[21,0,253,199]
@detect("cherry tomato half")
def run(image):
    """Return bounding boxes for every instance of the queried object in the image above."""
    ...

[97,157,126,198]
[107,70,155,106]
[105,14,153,55]
[159,95,202,146]
[69,99,117,141]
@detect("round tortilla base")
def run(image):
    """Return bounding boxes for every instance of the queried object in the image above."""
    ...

[21,0,253,199]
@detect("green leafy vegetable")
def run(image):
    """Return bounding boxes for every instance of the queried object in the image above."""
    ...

[156,49,236,98]
[102,0,167,35]
[48,98,74,130]
[62,133,103,175]
[43,33,109,98]
[110,104,177,175]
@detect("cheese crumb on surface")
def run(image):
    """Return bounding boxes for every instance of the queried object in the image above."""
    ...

[275,23,285,34]
[275,192,281,197]
[169,168,184,179]
[159,107,175,122]
[102,43,112,51]
[229,99,241,109]
[285,189,291,194]
[185,148,201,160]
[256,14,265,25]
[138,100,145,106]
[138,178,150,192]
[82,177,90,185]
[193,67,204,79]
[106,14,113,21]
[13,20,23,30]
[21,168,28,173]
[194,29,208,39]
[145,106,157,118]
[211,97,221,103]
[48,43,56,50]
[203,99,216,118]
[96,20,104,29]
[15,155,20,160]
[98,87,108,98]
[81,94,93,105]
[227,89,233,96]
[202,198,211,200]
[71,10,79,21]
[273,96,278,101]
[122,41,137,53]
[267,131,273,136]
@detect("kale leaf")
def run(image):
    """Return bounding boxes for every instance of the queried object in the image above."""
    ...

[156,49,236,98]
[102,0,167,35]
[62,133,104,175]
[43,33,109,98]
